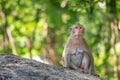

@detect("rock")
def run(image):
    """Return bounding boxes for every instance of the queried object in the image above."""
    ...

[0,54,105,80]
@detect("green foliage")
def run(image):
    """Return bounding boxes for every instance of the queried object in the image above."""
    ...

[0,0,120,80]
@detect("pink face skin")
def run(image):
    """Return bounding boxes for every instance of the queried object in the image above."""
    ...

[73,25,84,36]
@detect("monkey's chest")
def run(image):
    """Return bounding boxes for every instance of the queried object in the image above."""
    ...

[70,50,83,67]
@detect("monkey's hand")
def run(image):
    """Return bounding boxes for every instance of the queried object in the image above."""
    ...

[62,56,70,68]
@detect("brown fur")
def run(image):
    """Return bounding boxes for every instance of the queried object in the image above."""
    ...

[62,24,96,75]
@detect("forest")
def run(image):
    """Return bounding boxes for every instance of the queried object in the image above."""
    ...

[0,0,120,80]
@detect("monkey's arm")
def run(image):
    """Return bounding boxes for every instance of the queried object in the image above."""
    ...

[62,38,71,68]
[62,48,70,68]
[83,38,95,73]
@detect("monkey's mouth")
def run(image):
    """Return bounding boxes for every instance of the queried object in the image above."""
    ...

[75,32,83,35]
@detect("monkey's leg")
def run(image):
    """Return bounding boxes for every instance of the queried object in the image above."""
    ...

[81,52,90,74]
[89,64,95,74]
[70,63,83,72]
[70,62,78,69]
[83,65,89,74]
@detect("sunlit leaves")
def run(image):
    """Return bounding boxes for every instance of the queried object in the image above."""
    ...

[0,0,120,80]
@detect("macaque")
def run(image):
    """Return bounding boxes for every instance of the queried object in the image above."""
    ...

[62,24,95,75]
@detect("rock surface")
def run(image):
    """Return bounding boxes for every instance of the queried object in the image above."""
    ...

[0,54,104,80]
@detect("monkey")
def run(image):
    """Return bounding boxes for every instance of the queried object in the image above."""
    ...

[62,24,96,75]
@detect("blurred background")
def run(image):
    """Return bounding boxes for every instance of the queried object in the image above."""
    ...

[0,0,120,80]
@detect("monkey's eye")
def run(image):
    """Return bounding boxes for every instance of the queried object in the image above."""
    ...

[75,26,78,29]
[79,27,82,29]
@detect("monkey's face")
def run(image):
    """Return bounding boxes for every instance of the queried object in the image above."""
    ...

[70,24,85,36]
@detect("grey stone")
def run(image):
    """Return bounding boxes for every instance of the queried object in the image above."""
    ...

[0,54,105,80]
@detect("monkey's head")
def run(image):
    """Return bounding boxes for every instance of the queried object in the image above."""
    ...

[69,24,85,36]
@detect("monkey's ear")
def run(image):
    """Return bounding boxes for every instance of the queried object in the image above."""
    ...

[69,27,72,33]
[83,27,85,34]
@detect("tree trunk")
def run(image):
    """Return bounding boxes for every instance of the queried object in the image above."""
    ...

[110,19,119,80]
[106,0,119,79]
[42,24,59,65]
[6,28,17,55]
[45,29,59,65]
